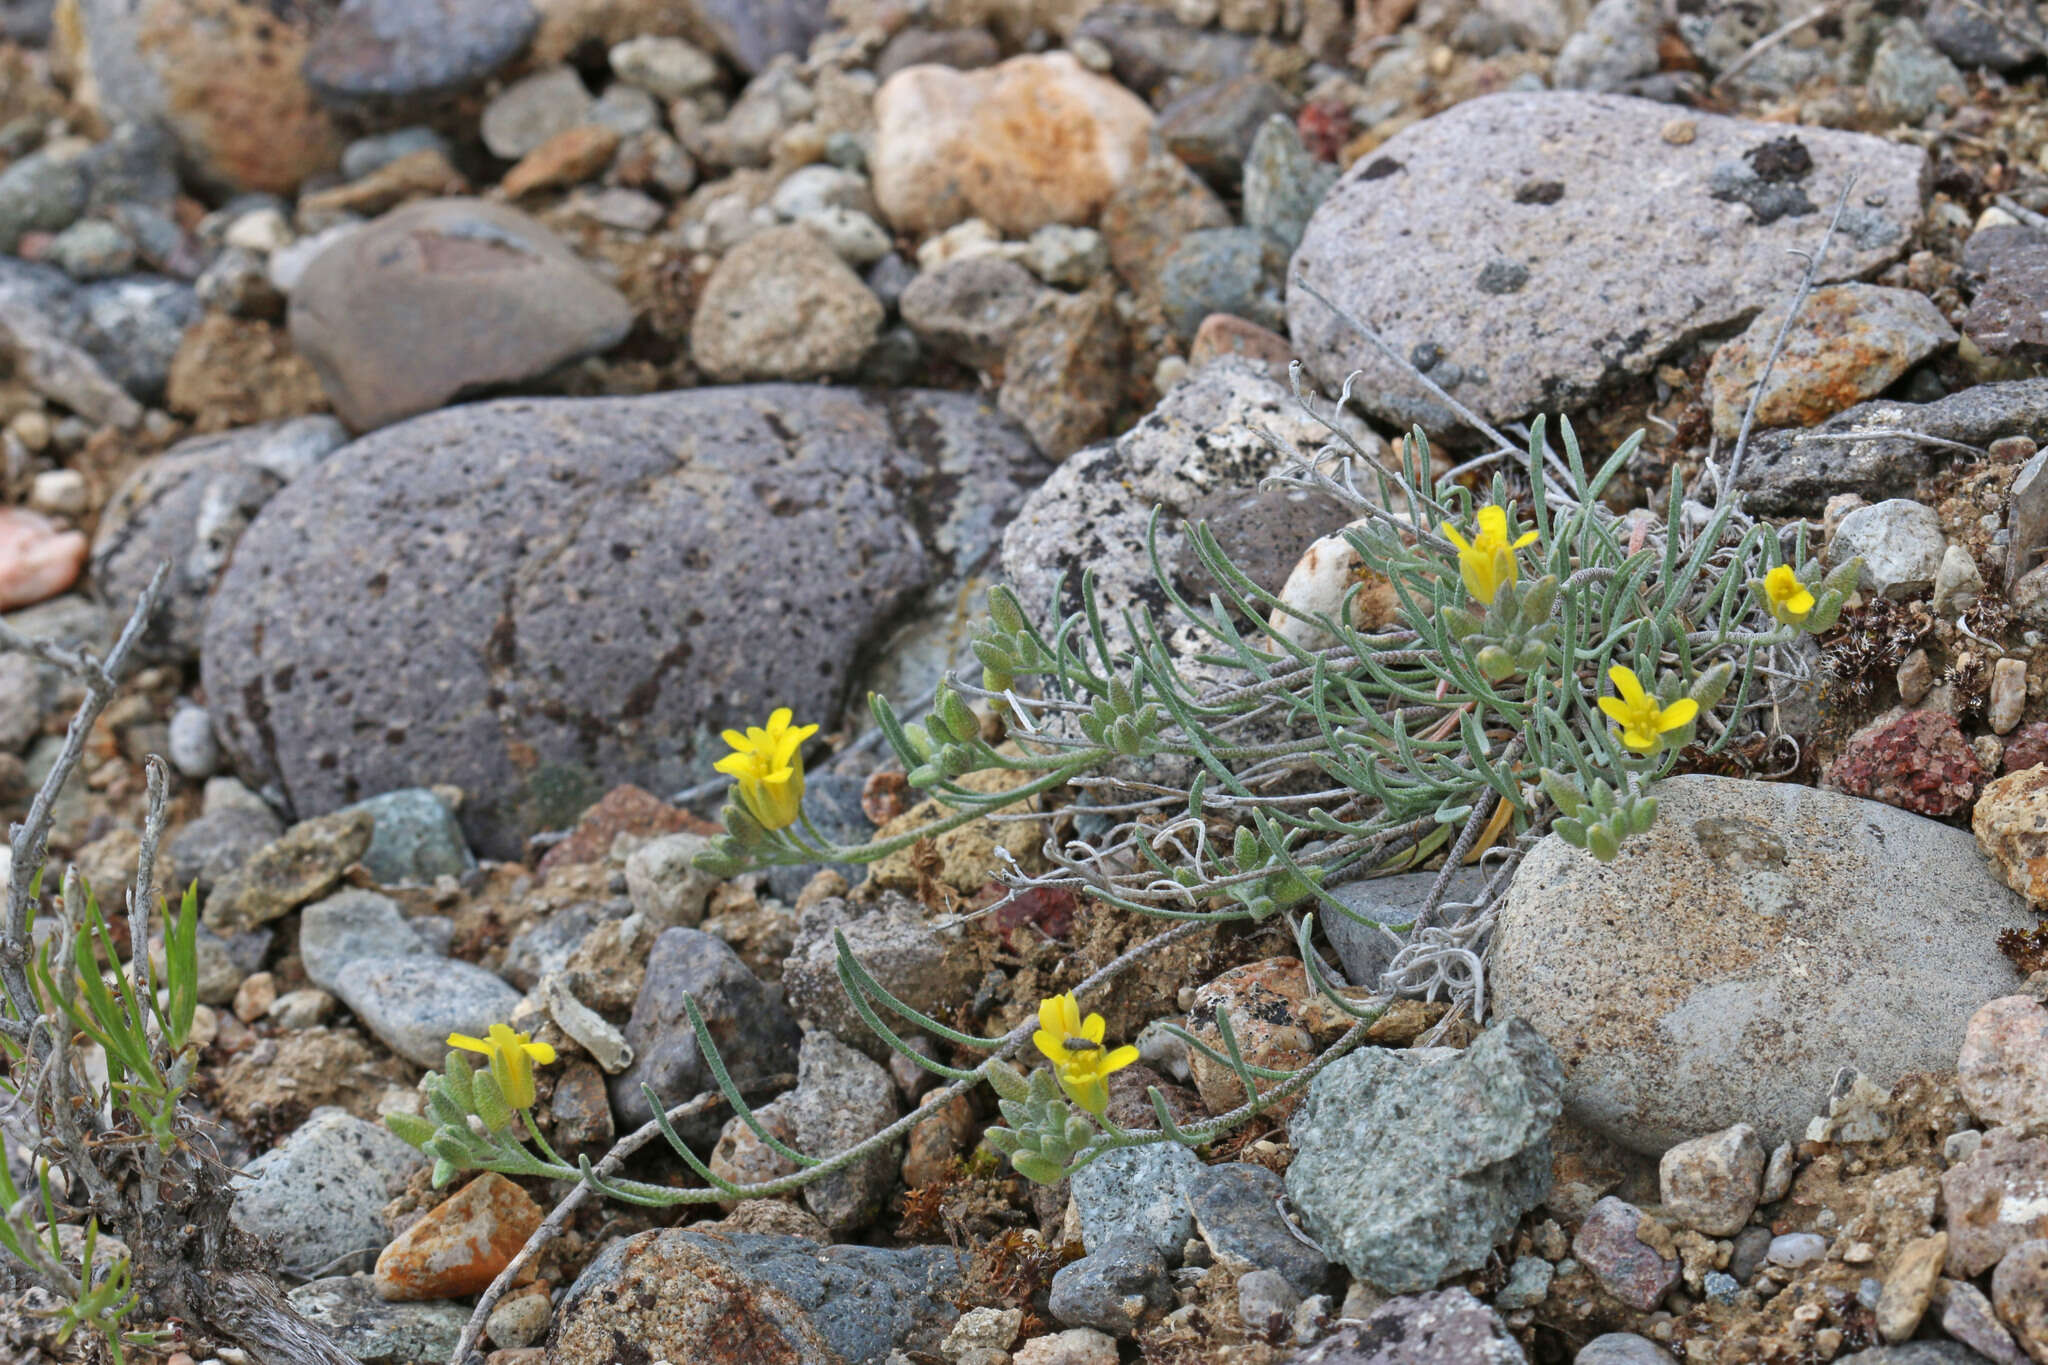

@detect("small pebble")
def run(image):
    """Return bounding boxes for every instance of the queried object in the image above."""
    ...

[28,469,86,518]
[1767,1232,1826,1268]
[169,705,221,780]
[1990,657,2028,734]
[1661,118,1696,144]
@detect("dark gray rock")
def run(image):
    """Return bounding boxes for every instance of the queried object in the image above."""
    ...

[1322,868,1492,990]
[1925,0,2038,70]
[611,928,802,1138]
[1072,4,1255,104]
[1288,92,1927,433]
[1964,225,2048,361]
[1288,1289,1526,1363]
[1,0,51,42]
[501,899,630,992]
[1186,1162,1329,1295]
[203,387,1043,858]
[304,0,541,108]
[691,0,831,75]
[92,429,283,663]
[1048,1233,1173,1335]
[785,1031,903,1233]
[1174,483,1360,608]
[288,198,631,432]
[230,1108,421,1277]
[763,769,869,904]
[0,148,87,253]
[899,255,1046,371]
[78,122,180,214]
[1158,76,1293,192]
[72,275,198,403]
[781,893,973,1059]
[875,26,1001,80]
[330,955,521,1067]
[341,787,474,884]
[1159,226,1285,341]
[299,888,436,992]
[1285,1019,1562,1292]
[552,1229,962,1364]
[288,1274,467,1364]
[1735,379,2048,514]
[1243,115,1337,253]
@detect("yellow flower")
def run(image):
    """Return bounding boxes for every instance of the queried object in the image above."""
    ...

[714,707,819,832]
[1441,505,1539,605]
[1762,565,1815,626]
[447,1023,556,1111]
[1031,992,1139,1117]
[1596,666,1699,754]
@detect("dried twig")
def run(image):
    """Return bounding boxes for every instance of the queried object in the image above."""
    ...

[1712,2,1837,90]
[1719,177,1857,505]
[448,1088,736,1364]
[0,564,168,1047]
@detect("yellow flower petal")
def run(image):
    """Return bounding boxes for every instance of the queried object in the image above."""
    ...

[1596,696,1632,724]
[1512,529,1540,549]
[1080,1012,1106,1045]
[1033,1029,1062,1064]
[1102,1045,1141,1073]
[523,1040,557,1065]
[1607,666,1646,705]
[1656,697,1699,733]
[447,1033,491,1054]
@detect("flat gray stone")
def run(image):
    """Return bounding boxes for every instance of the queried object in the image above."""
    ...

[299,888,435,992]
[1323,868,1492,990]
[202,387,1043,858]
[288,1274,467,1364]
[1492,775,2036,1154]
[1285,1019,1562,1293]
[330,955,520,1067]
[1291,1288,1526,1363]
[1830,498,1946,599]
[1735,378,2048,514]
[288,197,632,432]
[304,0,539,108]
[1288,92,1927,433]
[231,1108,422,1277]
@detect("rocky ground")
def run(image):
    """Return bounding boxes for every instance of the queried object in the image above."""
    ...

[5,0,2048,1362]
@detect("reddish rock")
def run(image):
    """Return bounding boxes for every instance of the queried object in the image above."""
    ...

[1573,1196,1680,1311]
[1822,709,1983,818]
[538,783,713,874]
[1188,313,1294,375]
[297,148,470,221]
[374,1171,543,1301]
[2005,722,2048,775]
[1958,995,2048,1128]
[901,1091,977,1189]
[0,507,88,611]
[1942,1126,2048,1277]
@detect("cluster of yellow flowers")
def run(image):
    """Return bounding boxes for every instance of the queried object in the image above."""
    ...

[1442,503,1699,756]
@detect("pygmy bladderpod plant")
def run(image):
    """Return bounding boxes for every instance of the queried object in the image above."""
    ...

[392,405,1853,1209]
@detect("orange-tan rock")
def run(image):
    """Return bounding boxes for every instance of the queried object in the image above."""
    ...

[374,1172,542,1301]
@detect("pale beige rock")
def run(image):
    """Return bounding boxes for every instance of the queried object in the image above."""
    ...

[872,52,1154,236]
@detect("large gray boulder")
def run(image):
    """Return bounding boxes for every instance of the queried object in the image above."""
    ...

[1492,775,2036,1154]
[1288,92,1927,433]
[202,387,1043,858]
